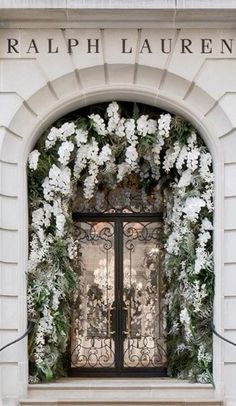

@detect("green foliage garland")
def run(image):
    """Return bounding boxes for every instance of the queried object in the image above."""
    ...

[27,101,214,383]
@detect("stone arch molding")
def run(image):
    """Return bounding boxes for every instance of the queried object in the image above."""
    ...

[2,64,232,157]
[0,63,231,396]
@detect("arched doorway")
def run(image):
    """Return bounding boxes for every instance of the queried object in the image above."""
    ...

[27,101,214,383]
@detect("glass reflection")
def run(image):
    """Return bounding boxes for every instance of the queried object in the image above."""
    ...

[123,221,166,368]
[71,221,115,368]
[71,218,166,371]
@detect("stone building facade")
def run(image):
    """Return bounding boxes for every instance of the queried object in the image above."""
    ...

[0,1,236,406]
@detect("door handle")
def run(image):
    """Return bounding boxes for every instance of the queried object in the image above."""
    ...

[123,303,131,336]
[107,304,116,336]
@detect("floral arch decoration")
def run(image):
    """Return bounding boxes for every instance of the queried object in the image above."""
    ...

[27,101,214,383]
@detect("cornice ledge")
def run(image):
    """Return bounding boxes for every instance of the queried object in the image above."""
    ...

[1,0,236,9]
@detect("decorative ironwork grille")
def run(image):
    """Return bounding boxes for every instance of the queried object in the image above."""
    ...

[70,186,166,377]
[71,220,116,369]
[122,221,166,369]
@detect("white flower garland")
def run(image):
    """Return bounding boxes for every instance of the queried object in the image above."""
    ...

[27,102,214,383]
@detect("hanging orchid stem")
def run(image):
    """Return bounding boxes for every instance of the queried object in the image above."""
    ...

[27,101,214,383]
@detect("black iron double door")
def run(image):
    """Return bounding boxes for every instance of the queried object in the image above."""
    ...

[70,213,166,377]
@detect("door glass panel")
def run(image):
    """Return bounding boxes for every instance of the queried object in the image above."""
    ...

[71,221,115,368]
[123,221,166,368]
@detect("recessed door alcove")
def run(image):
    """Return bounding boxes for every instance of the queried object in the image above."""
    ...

[27,100,214,383]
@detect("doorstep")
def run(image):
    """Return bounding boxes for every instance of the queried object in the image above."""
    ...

[24,378,219,403]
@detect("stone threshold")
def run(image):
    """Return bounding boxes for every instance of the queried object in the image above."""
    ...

[20,400,223,406]
[28,377,214,389]
[21,401,223,405]
[26,378,217,402]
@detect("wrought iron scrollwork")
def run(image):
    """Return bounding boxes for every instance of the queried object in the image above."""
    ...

[72,182,163,214]
[123,335,166,368]
[71,220,116,369]
[71,336,115,368]
[122,220,166,369]
[70,213,166,374]
[123,222,162,251]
